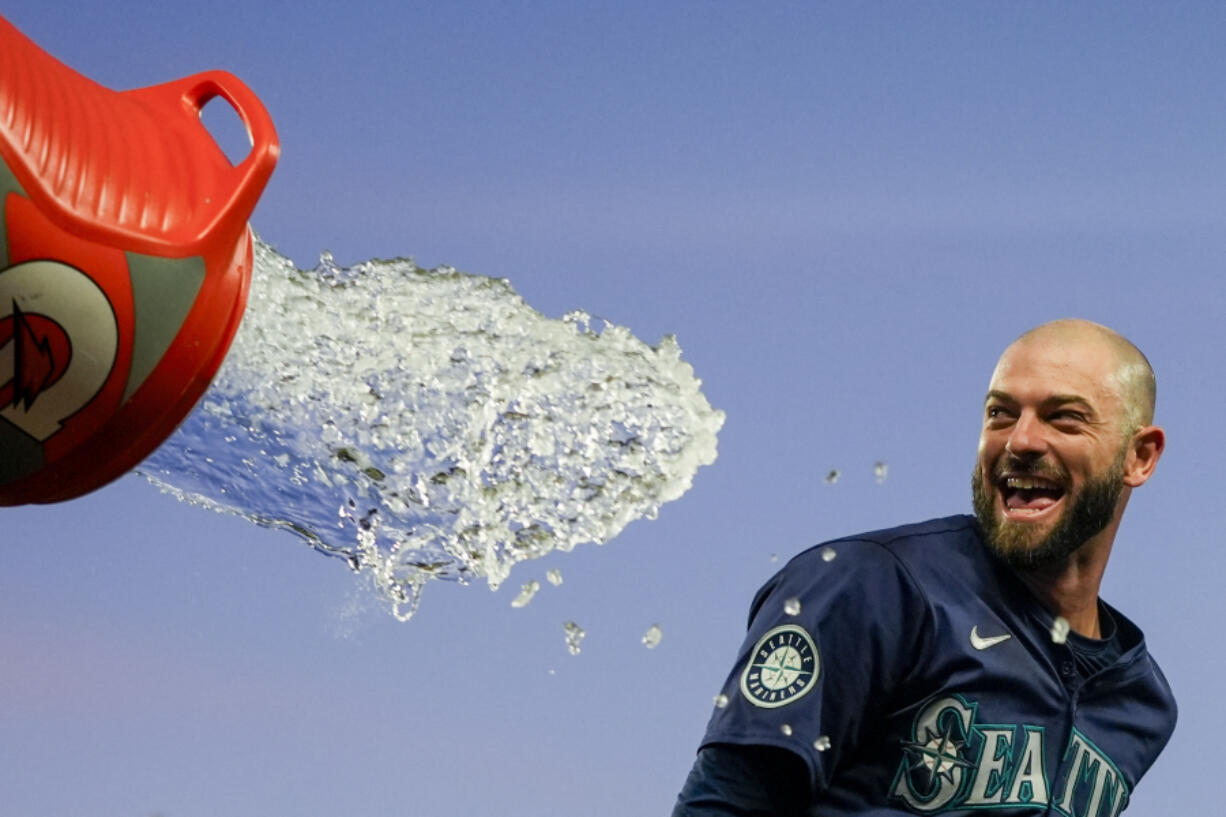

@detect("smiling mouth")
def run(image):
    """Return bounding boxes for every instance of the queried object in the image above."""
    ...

[997,474,1066,519]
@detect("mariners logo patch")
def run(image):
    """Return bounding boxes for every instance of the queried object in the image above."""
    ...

[740,624,819,708]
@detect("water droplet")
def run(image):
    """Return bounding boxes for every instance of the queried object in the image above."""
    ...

[874,461,888,483]
[563,620,586,655]
[713,693,729,709]
[780,724,793,736]
[546,569,564,586]
[814,735,832,752]
[769,553,779,563]
[784,597,801,616]
[548,668,556,676]
[1051,616,1070,644]
[824,469,841,485]
[510,580,540,608]
[642,624,663,649]
[821,546,837,562]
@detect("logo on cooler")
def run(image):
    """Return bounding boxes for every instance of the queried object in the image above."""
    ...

[0,300,71,410]
[0,261,118,441]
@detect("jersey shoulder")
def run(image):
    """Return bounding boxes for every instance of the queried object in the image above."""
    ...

[785,514,976,565]
[797,514,984,583]
[749,515,978,626]
[759,515,997,630]
[827,513,980,551]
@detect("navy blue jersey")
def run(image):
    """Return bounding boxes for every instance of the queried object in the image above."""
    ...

[693,515,1176,816]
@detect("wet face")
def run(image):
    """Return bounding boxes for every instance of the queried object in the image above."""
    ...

[972,333,1131,569]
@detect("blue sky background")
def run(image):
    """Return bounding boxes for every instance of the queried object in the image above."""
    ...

[3,3,1223,815]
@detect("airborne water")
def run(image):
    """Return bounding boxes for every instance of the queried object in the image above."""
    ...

[139,239,724,620]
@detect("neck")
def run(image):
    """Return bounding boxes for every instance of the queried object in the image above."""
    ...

[1014,556,1105,637]
[1013,515,1124,639]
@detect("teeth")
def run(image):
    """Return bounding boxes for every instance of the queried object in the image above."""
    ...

[1004,477,1061,491]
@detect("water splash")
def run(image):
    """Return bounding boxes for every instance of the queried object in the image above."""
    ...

[783,597,801,616]
[824,469,840,485]
[814,735,831,752]
[1051,616,1070,644]
[545,569,564,587]
[780,724,793,737]
[641,624,662,649]
[820,546,837,563]
[874,461,888,483]
[563,620,586,655]
[139,239,724,620]
[510,580,540,608]
[713,693,729,709]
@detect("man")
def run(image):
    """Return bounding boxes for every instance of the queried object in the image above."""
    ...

[672,319,1175,816]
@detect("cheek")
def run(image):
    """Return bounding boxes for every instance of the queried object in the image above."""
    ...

[1062,444,1100,475]
[977,433,999,466]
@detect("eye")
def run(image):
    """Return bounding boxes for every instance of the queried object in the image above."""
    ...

[1048,410,1088,430]
[985,405,1013,424]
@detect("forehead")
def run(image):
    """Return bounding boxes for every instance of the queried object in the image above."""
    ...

[988,335,1123,413]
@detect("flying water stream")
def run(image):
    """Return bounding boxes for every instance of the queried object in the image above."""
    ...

[139,238,724,620]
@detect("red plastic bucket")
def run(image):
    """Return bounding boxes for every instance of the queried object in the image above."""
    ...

[0,15,279,504]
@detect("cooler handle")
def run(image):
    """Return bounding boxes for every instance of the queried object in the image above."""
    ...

[138,69,280,220]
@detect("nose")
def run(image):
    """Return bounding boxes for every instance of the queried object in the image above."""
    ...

[1005,409,1048,458]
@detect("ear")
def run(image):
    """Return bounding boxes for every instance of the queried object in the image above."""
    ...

[1122,425,1165,487]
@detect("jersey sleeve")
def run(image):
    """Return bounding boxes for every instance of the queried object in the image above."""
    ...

[697,538,930,795]
[671,744,812,816]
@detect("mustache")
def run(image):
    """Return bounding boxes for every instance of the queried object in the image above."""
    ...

[993,455,1069,484]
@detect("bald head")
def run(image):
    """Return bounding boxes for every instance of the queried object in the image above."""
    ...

[1007,319,1156,435]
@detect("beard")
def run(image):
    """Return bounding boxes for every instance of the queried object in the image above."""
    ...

[972,448,1126,571]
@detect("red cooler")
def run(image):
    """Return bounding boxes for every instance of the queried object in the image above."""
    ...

[0,14,279,504]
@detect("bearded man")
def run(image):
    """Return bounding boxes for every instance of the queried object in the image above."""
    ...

[672,319,1174,817]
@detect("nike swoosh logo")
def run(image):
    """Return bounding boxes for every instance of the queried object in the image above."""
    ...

[970,625,1012,651]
